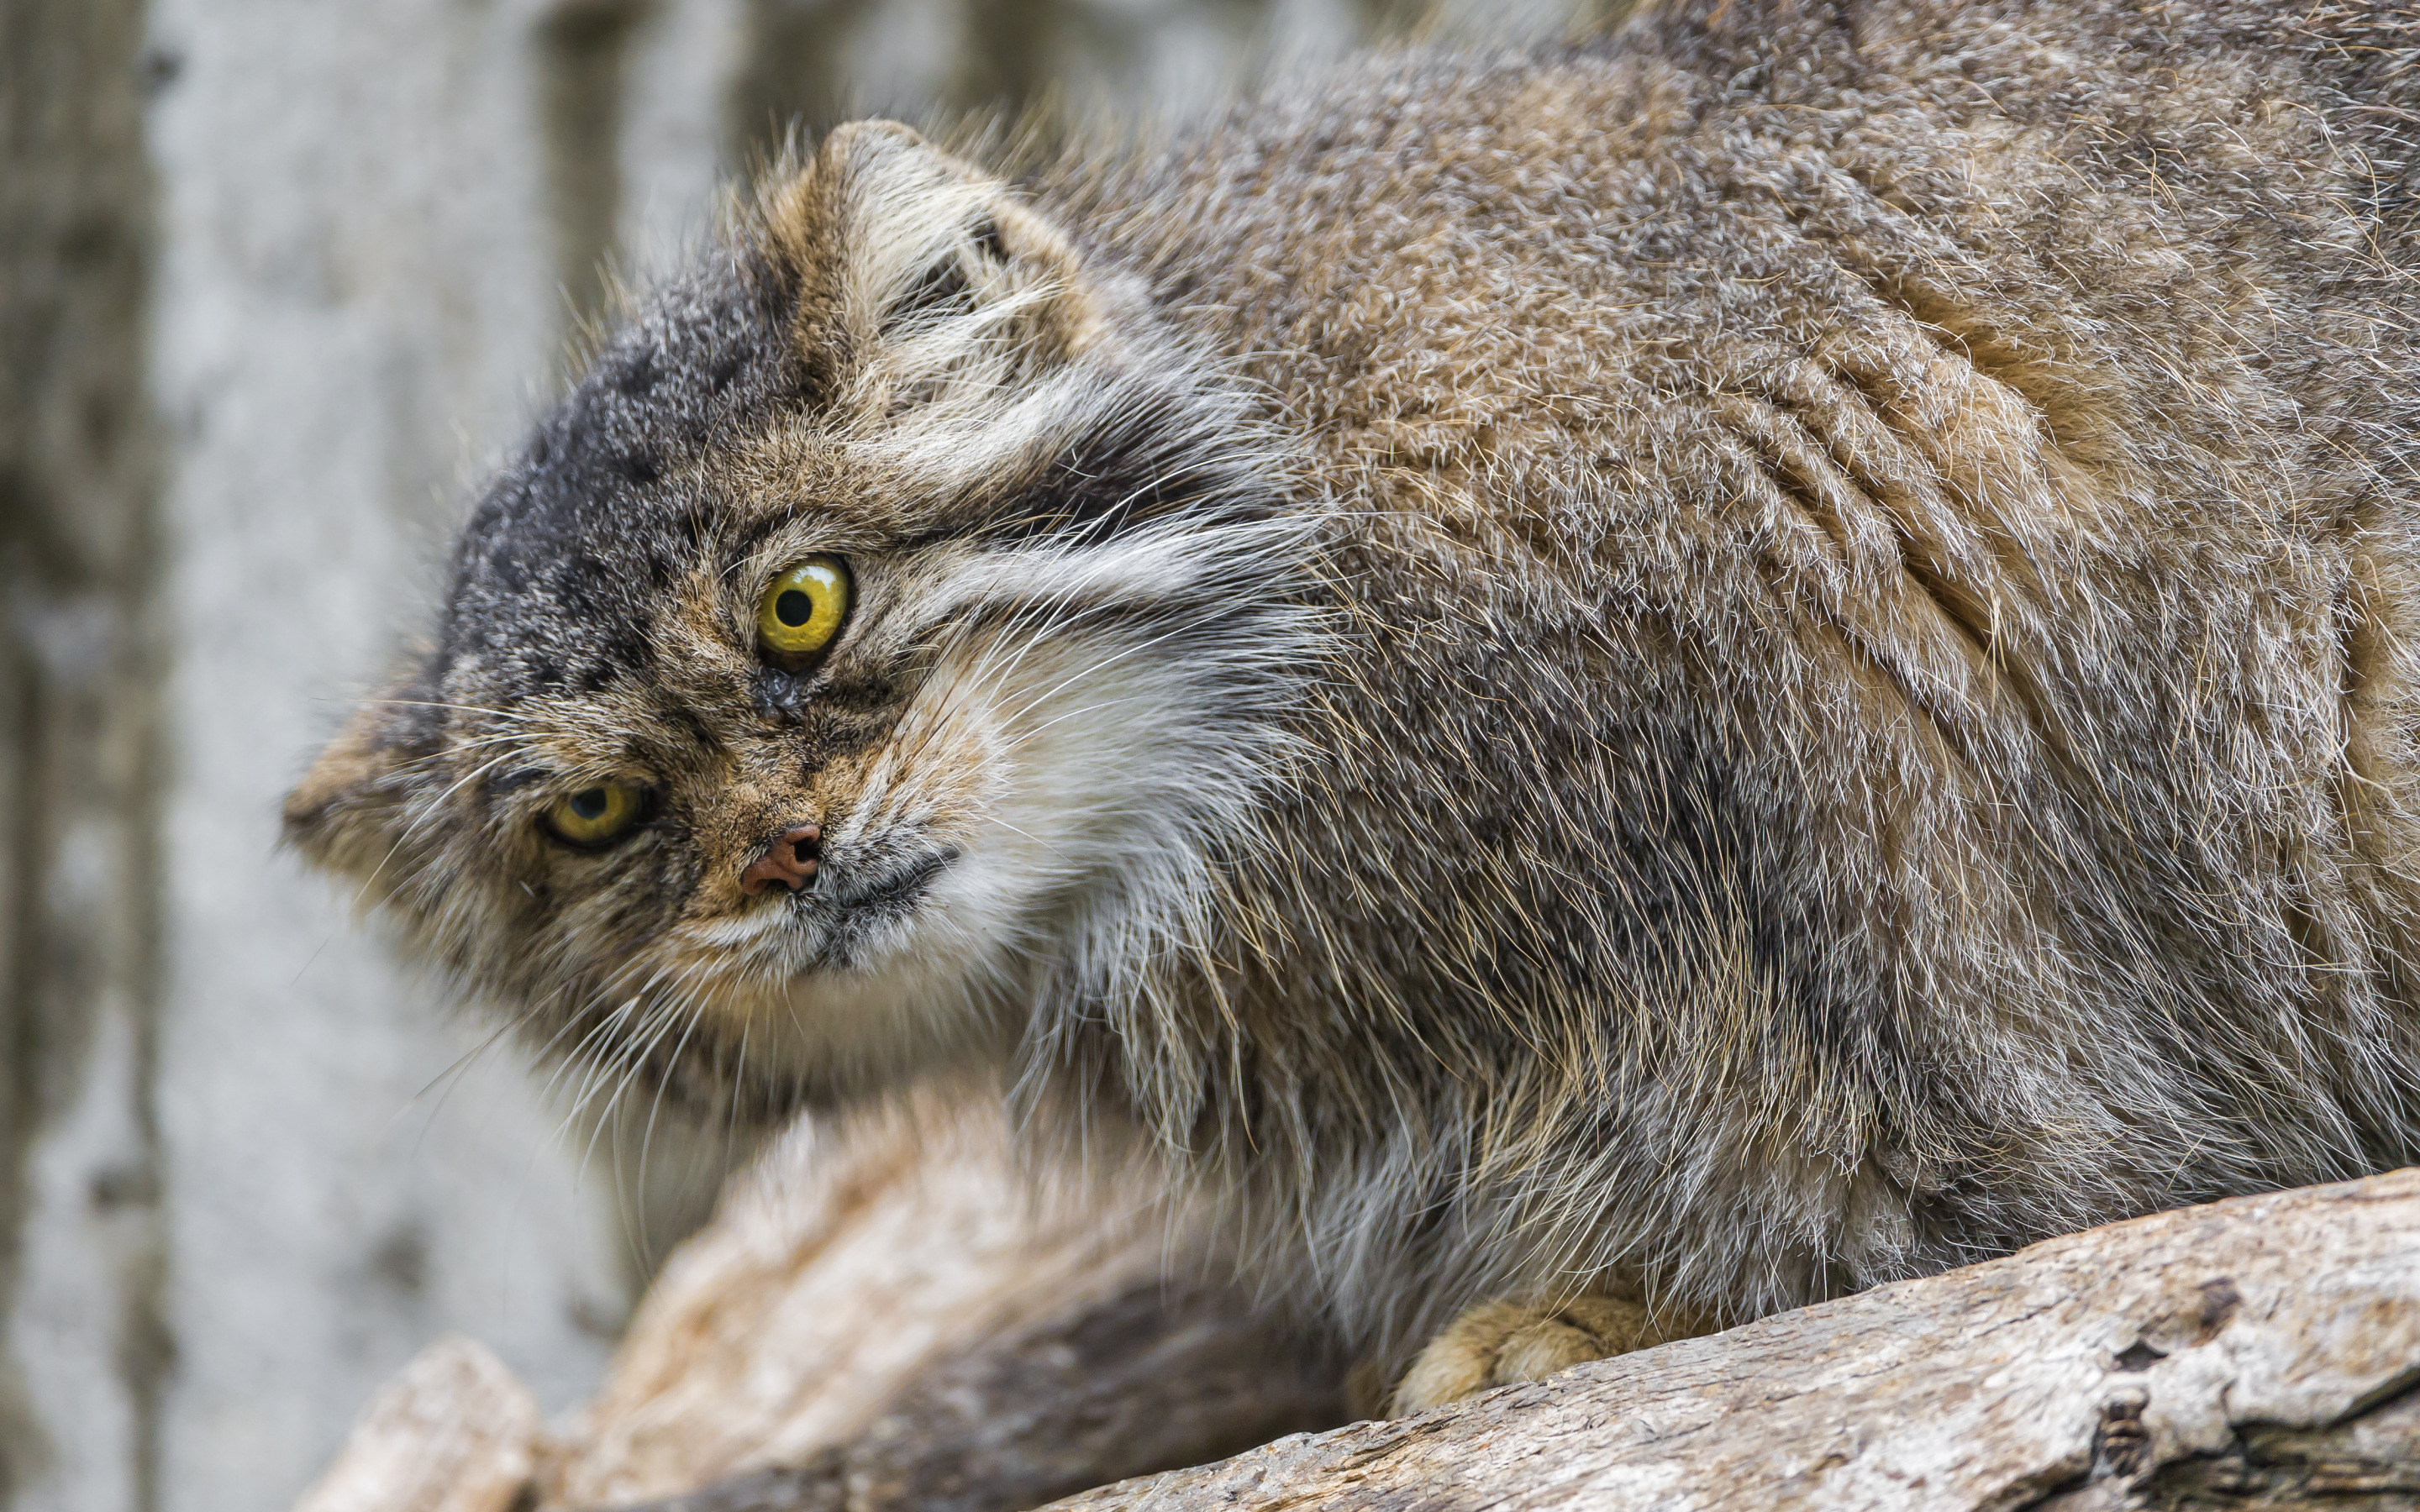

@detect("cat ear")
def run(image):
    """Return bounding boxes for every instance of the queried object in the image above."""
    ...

[283,675,435,885]
[765,122,1112,414]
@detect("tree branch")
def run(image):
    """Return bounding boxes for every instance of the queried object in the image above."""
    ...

[293,1114,2420,1512]
[1054,1170,2420,1512]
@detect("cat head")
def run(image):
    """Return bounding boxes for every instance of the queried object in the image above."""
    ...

[286,123,1326,1121]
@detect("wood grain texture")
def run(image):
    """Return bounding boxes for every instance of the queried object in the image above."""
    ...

[289,1337,544,1512]
[298,1142,2420,1512]
[588,1274,1348,1512]
[1047,1170,2420,1512]
[546,1096,1349,1511]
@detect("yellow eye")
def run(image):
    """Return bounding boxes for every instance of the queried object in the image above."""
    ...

[544,782,645,848]
[755,555,852,668]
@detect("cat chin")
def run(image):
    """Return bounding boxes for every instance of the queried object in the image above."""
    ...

[729,952,1016,1104]
[626,879,1023,1089]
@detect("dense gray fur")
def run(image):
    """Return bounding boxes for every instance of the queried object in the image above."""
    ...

[292,0,2420,1386]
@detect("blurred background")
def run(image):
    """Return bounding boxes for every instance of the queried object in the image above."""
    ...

[0,3,1605,1511]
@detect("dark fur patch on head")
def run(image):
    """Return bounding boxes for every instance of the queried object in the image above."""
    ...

[444,255,797,702]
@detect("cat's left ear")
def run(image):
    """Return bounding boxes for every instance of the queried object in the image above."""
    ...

[283,673,437,889]
[764,122,1115,415]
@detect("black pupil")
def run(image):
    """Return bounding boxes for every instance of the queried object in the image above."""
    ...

[776,589,813,627]
[571,788,609,820]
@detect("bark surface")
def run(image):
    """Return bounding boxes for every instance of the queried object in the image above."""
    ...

[1055,1170,2420,1512]
[295,1121,2420,1512]
[293,1102,1351,1512]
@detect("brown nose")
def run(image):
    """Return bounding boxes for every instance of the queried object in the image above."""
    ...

[741,824,821,896]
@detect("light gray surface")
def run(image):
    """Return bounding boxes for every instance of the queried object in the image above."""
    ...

[2,3,171,1510]
[0,3,1599,1511]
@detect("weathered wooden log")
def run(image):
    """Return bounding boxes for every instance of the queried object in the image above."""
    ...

[546,1097,1349,1510]
[585,1270,1350,1512]
[297,1115,2420,1512]
[292,1098,1349,1512]
[1052,1168,2420,1512]
[289,1337,544,1512]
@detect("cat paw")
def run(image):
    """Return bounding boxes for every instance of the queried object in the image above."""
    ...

[1386,1294,1686,1416]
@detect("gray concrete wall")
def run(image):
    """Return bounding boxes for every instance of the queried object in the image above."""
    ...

[0,3,1592,1511]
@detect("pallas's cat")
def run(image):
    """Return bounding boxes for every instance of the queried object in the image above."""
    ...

[290,0,2420,1410]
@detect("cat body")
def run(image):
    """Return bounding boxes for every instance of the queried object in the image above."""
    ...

[292,0,2420,1401]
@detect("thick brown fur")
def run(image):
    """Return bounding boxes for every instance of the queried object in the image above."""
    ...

[292,0,2420,1403]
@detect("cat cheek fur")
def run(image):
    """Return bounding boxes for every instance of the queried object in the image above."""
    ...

[653,587,1315,1099]
[283,676,443,891]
